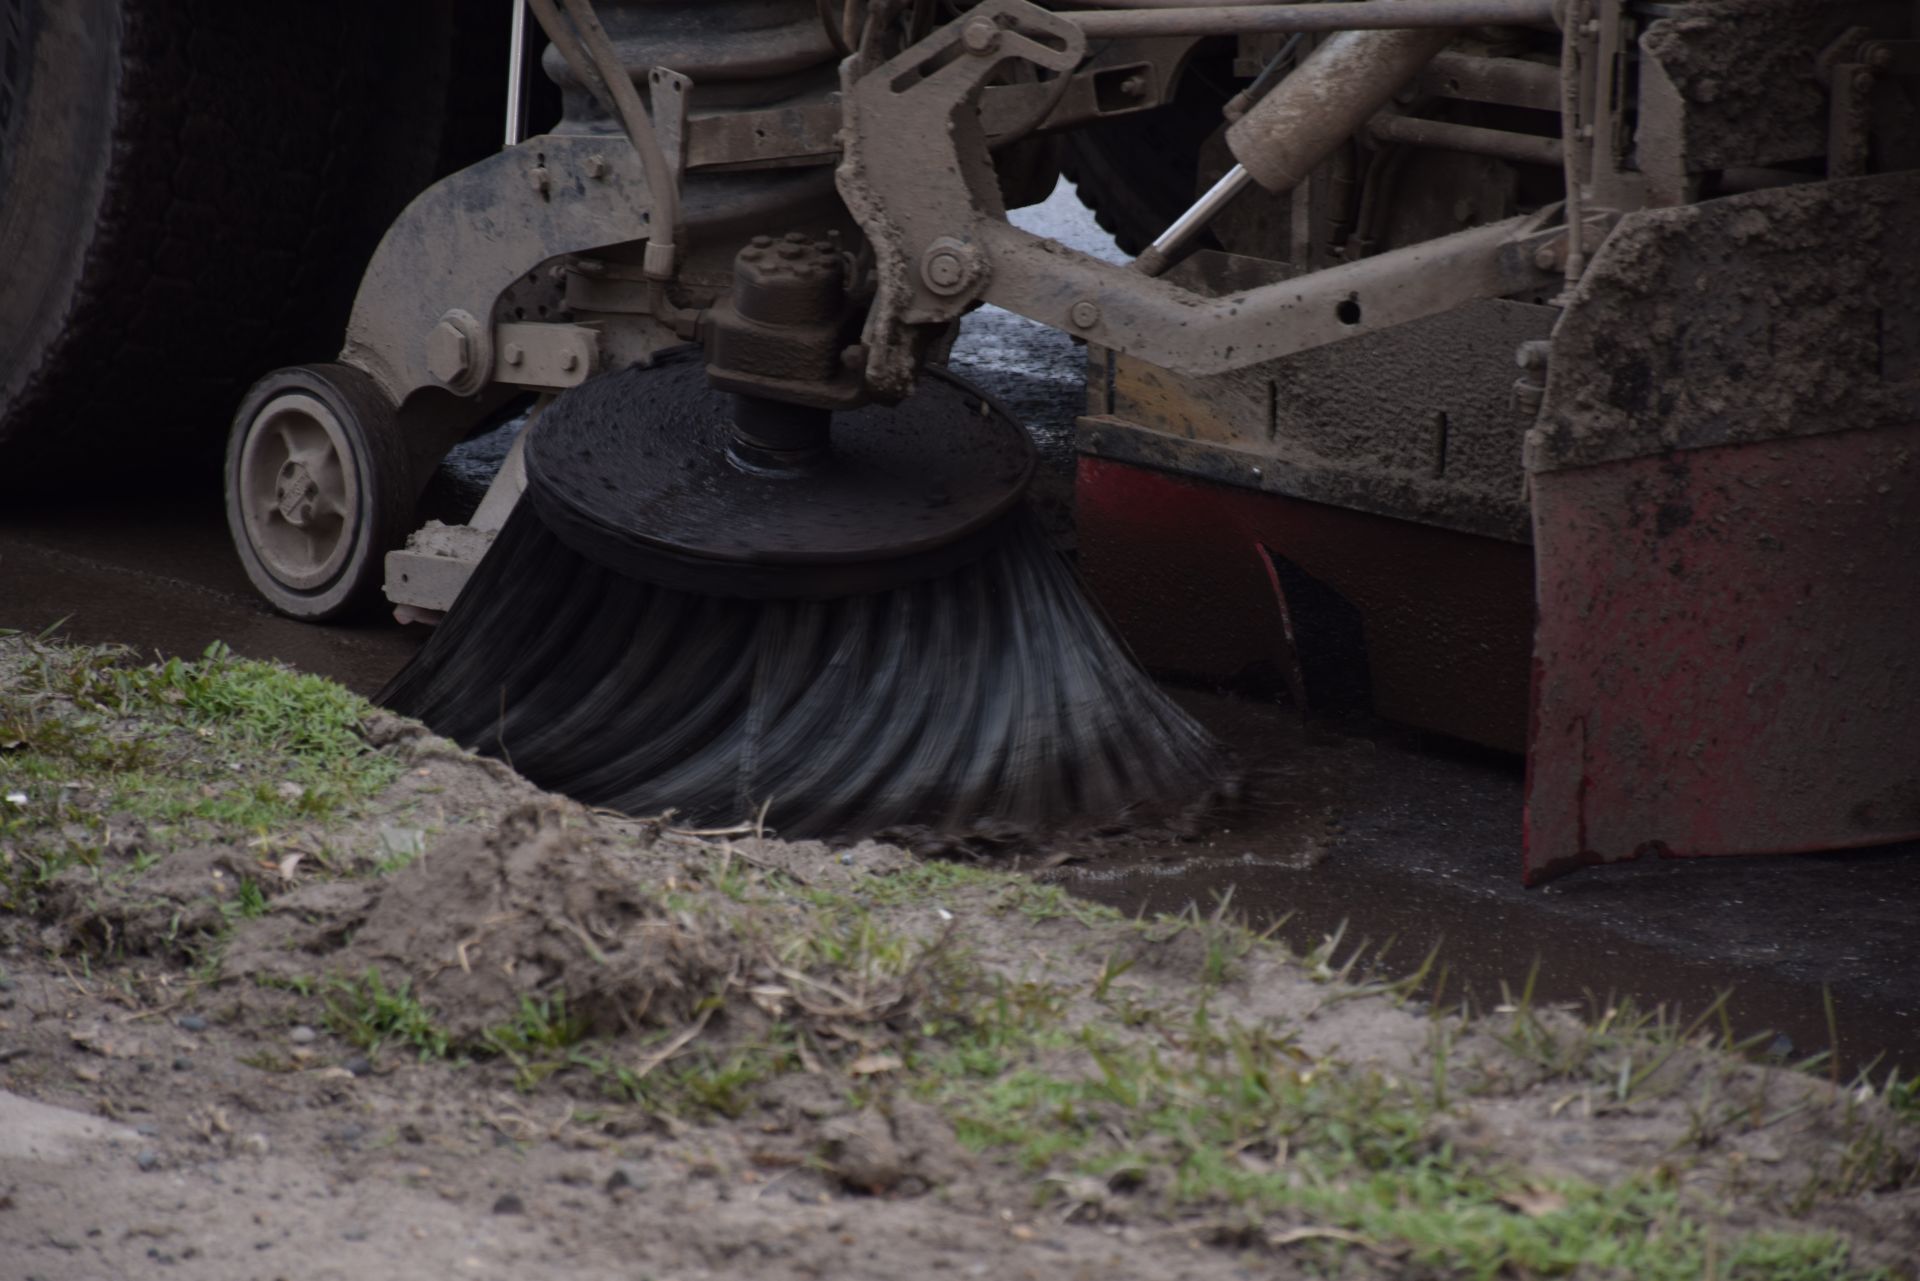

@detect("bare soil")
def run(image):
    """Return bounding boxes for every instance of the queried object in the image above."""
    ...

[2,639,1917,1280]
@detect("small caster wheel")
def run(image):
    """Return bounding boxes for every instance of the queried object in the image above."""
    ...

[225,363,413,621]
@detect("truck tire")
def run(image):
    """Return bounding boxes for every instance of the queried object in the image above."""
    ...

[0,0,458,490]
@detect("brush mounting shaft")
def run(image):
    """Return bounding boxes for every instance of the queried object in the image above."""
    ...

[729,394,830,469]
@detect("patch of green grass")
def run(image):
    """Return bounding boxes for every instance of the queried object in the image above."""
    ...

[325,968,451,1062]
[634,1038,800,1118]
[920,985,1888,1280]
[1,640,401,910]
[221,876,270,922]
[482,995,594,1090]
[1887,1070,1920,1123]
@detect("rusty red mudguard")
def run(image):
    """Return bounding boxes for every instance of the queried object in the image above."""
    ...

[1523,174,1920,881]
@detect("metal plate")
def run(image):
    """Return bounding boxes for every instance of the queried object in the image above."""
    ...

[523,347,1034,598]
[1526,423,1920,884]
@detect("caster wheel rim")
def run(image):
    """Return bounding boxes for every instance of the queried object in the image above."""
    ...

[235,391,362,593]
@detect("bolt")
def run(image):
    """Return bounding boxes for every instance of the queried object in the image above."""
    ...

[1533,242,1561,271]
[1515,340,1552,372]
[751,235,774,248]
[777,241,805,260]
[925,250,965,290]
[528,165,551,196]
[961,16,1000,54]
[504,344,525,367]
[560,351,580,373]
[1069,300,1101,329]
[583,154,607,179]
[1869,45,1893,71]
[1119,73,1148,98]
[426,319,472,386]
[1852,66,1877,93]
[920,237,982,296]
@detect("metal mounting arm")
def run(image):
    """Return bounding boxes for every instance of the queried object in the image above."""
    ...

[838,0,1569,398]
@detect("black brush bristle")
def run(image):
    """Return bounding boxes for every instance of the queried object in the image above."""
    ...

[381,500,1224,837]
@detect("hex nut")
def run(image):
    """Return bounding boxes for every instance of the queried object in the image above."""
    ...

[920,237,983,297]
[426,321,472,386]
[961,16,1000,54]
[1069,300,1101,330]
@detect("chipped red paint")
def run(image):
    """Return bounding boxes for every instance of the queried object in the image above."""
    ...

[1074,456,1534,752]
[1525,425,1920,884]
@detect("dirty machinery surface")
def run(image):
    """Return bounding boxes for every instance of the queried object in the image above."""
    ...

[3,0,1916,878]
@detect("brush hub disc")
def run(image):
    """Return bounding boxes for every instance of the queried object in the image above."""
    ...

[522,347,1036,598]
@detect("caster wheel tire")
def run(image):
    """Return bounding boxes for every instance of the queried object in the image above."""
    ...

[225,363,413,621]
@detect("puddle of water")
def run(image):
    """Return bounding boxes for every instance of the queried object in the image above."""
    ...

[1038,688,1920,1075]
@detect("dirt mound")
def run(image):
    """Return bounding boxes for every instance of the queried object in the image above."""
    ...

[231,802,731,1042]
[6,639,1920,1280]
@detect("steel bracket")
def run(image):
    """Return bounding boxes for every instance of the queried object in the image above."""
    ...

[649,67,693,186]
[493,321,598,390]
[342,133,654,408]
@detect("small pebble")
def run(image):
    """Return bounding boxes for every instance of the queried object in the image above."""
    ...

[135,1124,159,1138]
[135,1150,160,1171]
[492,1193,525,1215]
[341,1228,370,1242]
[171,1056,192,1072]
[238,1133,270,1157]
[1766,1033,1795,1061]
[176,1015,207,1033]
[289,1026,317,1045]
[605,1167,646,1194]
[326,1124,366,1144]
[343,1055,373,1077]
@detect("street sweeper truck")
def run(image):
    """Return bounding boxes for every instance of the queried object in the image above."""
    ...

[3,0,1915,880]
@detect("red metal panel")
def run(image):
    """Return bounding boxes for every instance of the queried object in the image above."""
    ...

[1525,425,1920,884]
[1075,456,1534,752]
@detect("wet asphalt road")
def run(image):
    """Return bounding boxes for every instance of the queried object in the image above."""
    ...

[2,184,1916,1074]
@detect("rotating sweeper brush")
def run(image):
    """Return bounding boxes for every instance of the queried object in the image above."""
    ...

[380,342,1225,839]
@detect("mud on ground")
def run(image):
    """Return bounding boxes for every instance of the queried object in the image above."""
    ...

[1,636,1917,1280]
